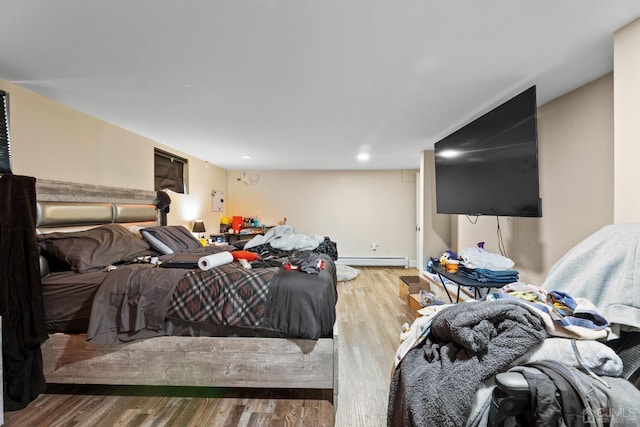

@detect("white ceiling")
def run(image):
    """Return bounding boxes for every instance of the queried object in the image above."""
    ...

[2,1,640,171]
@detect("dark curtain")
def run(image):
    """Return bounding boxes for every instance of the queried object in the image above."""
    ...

[0,90,11,174]
[0,175,48,410]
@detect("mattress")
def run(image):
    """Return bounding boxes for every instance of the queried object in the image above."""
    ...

[42,270,108,333]
[42,251,338,342]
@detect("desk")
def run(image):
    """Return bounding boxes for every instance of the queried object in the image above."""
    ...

[435,268,508,303]
[211,227,274,245]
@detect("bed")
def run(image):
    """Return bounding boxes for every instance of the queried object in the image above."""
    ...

[34,179,339,407]
[388,223,640,426]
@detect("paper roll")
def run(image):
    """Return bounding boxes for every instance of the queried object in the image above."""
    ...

[198,251,233,271]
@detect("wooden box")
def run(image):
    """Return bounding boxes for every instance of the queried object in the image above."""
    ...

[399,275,429,301]
[409,294,422,314]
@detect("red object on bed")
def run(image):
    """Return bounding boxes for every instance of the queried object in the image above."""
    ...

[231,250,259,261]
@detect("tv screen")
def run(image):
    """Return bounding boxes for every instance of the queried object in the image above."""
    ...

[434,86,542,217]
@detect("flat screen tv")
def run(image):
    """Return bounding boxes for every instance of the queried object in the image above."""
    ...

[434,86,542,217]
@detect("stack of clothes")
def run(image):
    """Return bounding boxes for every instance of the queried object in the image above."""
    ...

[458,266,519,283]
[458,246,519,283]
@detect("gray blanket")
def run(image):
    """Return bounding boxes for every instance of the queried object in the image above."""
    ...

[86,264,187,344]
[85,253,338,343]
[542,223,640,334]
[387,300,547,427]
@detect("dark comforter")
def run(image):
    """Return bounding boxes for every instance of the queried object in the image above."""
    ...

[85,252,337,344]
[387,300,547,427]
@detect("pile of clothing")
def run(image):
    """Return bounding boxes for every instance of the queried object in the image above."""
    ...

[458,266,519,283]
[458,246,519,283]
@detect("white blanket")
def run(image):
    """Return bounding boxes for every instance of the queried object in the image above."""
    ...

[243,225,324,251]
[460,246,515,270]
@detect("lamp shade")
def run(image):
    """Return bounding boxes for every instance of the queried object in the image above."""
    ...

[192,220,206,233]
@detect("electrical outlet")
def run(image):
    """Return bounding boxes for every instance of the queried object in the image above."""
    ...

[370,242,379,251]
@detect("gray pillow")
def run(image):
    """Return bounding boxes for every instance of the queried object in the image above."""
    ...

[140,225,202,254]
[38,224,151,273]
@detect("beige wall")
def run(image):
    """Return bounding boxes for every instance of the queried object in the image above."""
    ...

[445,16,640,279]
[614,18,640,223]
[419,150,451,269]
[226,169,417,261]
[0,78,228,231]
[6,29,634,272]
[2,78,417,261]
[424,74,615,285]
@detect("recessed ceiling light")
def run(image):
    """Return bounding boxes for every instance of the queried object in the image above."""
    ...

[242,155,251,159]
[357,153,370,161]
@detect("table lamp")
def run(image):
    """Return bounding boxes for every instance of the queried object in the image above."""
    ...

[192,220,207,246]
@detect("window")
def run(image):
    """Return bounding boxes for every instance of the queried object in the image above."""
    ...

[0,90,11,173]
[154,148,188,194]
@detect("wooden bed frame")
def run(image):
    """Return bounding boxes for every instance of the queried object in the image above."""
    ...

[36,179,338,407]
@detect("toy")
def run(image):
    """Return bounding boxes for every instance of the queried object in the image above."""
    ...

[439,250,458,266]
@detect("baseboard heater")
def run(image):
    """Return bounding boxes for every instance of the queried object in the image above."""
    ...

[336,257,408,267]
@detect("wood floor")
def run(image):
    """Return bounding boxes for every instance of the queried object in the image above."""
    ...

[3,267,417,427]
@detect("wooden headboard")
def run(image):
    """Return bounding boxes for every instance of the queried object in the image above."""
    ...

[35,179,156,204]
[35,201,158,233]
[35,179,159,232]
[35,179,161,276]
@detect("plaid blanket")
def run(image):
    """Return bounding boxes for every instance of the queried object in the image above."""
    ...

[86,253,336,343]
[167,263,279,327]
